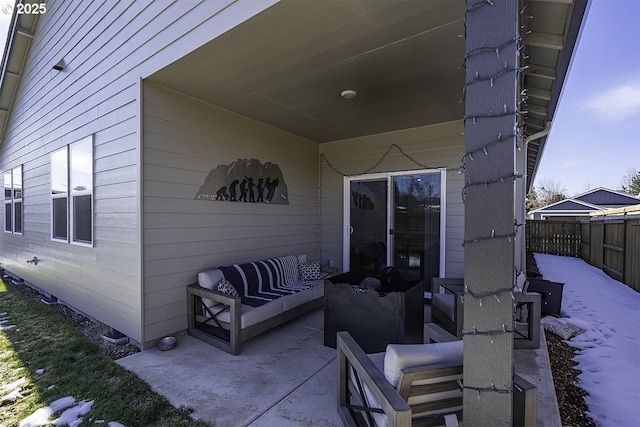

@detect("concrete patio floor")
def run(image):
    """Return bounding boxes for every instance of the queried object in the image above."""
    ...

[117,307,561,426]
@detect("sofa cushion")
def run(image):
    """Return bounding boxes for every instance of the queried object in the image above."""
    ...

[217,278,239,297]
[299,261,321,281]
[384,340,463,387]
[281,286,316,310]
[198,269,224,290]
[278,255,300,285]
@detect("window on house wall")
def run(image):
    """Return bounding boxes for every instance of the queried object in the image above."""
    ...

[4,165,23,234]
[70,139,93,244]
[51,147,68,240]
[51,136,93,245]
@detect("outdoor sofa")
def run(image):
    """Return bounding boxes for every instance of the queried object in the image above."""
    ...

[337,331,538,427]
[187,254,326,355]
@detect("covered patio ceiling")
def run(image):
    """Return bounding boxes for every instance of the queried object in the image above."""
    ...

[147,0,588,189]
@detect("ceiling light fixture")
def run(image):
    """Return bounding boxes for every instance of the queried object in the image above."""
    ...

[340,89,357,99]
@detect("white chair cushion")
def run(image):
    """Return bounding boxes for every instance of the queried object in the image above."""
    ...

[384,340,463,387]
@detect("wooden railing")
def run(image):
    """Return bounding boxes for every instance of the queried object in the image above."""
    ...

[526,208,640,292]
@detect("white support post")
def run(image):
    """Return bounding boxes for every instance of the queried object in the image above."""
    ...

[463,1,520,425]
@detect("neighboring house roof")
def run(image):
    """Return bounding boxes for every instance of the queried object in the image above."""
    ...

[529,198,604,217]
[573,187,640,207]
[528,187,640,218]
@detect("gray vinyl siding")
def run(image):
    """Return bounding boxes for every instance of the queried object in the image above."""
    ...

[0,0,277,345]
[319,120,465,278]
[142,82,320,343]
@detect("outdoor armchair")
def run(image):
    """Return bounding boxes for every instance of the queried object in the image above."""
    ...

[337,331,538,427]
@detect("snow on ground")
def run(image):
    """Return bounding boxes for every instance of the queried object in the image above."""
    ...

[535,253,640,427]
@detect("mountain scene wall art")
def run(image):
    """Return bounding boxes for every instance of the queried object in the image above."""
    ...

[195,158,289,205]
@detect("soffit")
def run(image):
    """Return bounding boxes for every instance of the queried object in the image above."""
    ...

[0,0,588,193]
[147,0,467,143]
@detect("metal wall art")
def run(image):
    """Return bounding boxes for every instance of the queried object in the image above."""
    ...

[195,158,289,205]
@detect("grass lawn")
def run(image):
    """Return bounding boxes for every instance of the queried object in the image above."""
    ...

[0,279,210,427]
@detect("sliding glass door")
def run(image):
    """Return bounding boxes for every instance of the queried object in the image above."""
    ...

[347,177,388,276]
[345,170,445,282]
[391,173,442,282]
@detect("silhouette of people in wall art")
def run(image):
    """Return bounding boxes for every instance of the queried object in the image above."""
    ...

[265,178,279,202]
[246,176,256,202]
[256,178,265,202]
[239,179,248,202]
[229,179,239,201]
[215,186,229,200]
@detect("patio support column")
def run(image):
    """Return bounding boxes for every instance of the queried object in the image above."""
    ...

[463,1,520,425]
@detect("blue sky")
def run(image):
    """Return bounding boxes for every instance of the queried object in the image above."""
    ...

[0,1,637,196]
[535,0,640,196]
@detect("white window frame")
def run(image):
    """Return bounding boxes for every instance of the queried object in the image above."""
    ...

[51,136,94,246]
[4,165,23,235]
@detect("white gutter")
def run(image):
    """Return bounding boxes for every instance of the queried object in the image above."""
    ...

[524,121,552,192]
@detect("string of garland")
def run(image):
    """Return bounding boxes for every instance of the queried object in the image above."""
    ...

[464,107,523,124]
[461,132,517,166]
[457,379,513,398]
[461,173,524,202]
[319,143,461,178]
[461,221,523,247]
[466,0,496,14]
[463,287,515,303]
[462,325,515,345]
[460,64,529,102]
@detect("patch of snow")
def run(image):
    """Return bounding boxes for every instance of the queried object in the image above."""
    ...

[534,253,640,427]
[52,400,94,426]
[0,377,26,392]
[19,397,75,427]
[108,422,127,427]
[34,369,44,375]
[0,325,16,331]
[1,388,23,403]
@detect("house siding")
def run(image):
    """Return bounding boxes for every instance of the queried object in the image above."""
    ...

[319,120,465,278]
[142,82,320,345]
[0,0,279,344]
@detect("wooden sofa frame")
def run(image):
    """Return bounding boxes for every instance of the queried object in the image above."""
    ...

[187,283,324,355]
[337,331,538,427]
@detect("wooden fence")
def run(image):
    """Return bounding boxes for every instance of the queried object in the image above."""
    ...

[526,209,640,292]
[526,220,581,257]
